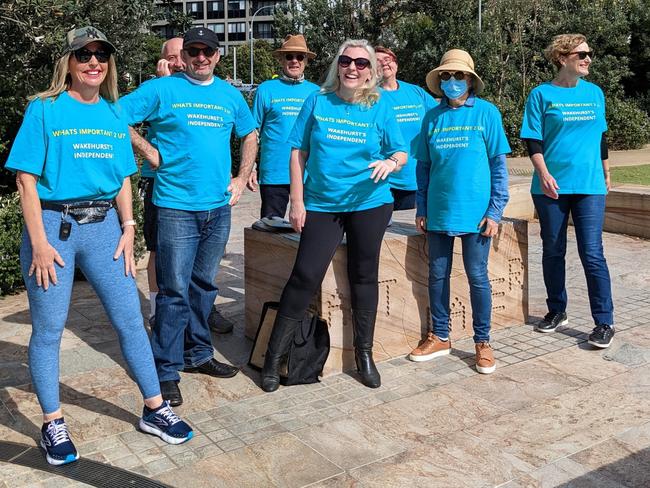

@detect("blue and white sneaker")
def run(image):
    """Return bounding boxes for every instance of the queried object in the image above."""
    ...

[40,418,79,465]
[139,401,193,445]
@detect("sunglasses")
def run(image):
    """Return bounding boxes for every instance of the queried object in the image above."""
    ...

[439,71,467,81]
[285,53,305,62]
[185,46,217,58]
[338,55,371,70]
[568,50,594,60]
[73,48,111,63]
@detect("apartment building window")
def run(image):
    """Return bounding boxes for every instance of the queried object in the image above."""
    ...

[251,1,277,15]
[207,1,224,19]
[207,23,226,42]
[186,1,204,20]
[254,22,273,39]
[227,0,246,18]
[228,21,246,41]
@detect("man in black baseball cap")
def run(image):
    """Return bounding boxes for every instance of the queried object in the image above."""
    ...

[181,27,221,82]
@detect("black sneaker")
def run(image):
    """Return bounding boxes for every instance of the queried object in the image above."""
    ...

[536,311,568,333]
[588,324,615,349]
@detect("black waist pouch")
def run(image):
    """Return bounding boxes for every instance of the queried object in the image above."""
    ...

[42,200,113,224]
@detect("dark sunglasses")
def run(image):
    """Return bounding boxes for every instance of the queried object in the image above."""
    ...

[73,48,111,63]
[439,71,467,81]
[338,55,371,70]
[185,46,217,58]
[568,50,594,60]
[285,53,305,62]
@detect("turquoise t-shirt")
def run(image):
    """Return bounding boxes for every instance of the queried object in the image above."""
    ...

[119,73,257,211]
[416,97,511,233]
[288,91,407,213]
[520,79,607,195]
[5,91,136,201]
[381,81,438,191]
[253,78,319,185]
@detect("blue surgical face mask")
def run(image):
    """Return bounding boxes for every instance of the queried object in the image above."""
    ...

[441,79,468,100]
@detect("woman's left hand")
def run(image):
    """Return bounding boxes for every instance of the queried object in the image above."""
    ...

[114,226,137,277]
[479,217,499,237]
[604,171,611,192]
[368,159,397,183]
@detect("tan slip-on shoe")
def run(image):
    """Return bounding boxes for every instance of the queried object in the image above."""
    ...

[475,342,496,374]
[408,332,451,362]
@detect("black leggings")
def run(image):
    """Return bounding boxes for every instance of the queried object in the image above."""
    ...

[278,203,393,319]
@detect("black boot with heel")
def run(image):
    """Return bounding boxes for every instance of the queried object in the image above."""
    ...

[352,309,381,388]
[261,314,301,392]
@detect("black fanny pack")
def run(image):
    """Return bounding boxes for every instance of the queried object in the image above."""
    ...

[41,200,114,225]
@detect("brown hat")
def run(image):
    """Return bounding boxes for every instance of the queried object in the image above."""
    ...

[425,49,485,96]
[274,34,316,60]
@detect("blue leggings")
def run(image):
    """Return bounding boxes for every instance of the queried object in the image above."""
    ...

[21,208,160,414]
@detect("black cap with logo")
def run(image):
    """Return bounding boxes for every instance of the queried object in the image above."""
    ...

[183,27,220,50]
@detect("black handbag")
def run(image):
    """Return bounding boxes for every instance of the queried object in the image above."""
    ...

[249,302,330,385]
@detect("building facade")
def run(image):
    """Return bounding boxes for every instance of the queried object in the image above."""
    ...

[153,0,284,56]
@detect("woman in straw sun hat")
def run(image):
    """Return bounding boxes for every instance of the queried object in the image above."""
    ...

[409,49,510,375]
[248,35,319,219]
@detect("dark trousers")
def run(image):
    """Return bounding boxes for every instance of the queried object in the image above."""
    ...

[390,188,416,211]
[533,194,614,326]
[278,203,393,319]
[260,184,290,219]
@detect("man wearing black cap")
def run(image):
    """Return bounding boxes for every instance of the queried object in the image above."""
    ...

[122,27,258,406]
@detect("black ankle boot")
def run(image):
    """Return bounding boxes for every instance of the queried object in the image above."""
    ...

[352,309,381,388]
[261,314,301,392]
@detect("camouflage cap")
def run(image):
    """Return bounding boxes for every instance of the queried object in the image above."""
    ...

[63,26,116,54]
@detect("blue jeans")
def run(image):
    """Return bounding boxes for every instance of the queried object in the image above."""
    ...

[21,209,160,414]
[428,232,492,343]
[533,194,614,326]
[152,205,231,382]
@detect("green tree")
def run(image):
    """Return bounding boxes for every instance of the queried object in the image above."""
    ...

[216,40,278,84]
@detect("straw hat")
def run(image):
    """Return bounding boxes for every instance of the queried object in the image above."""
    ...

[425,49,484,96]
[273,34,316,60]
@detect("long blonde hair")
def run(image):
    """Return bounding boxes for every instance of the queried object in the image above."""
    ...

[320,39,380,107]
[32,50,119,102]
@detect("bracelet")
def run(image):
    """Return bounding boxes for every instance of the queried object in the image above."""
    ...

[387,155,399,168]
[121,219,136,228]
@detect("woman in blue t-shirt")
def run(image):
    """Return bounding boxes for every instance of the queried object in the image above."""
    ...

[520,34,614,349]
[5,27,192,466]
[410,49,511,375]
[260,39,408,392]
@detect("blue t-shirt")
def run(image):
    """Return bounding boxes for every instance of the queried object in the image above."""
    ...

[520,79,607,195]
[253,78,319,185]
[381,81,438,191]
[415,96,512,233]
[119,73,257,211]
[5,91,136,201]
[288,91,407,213]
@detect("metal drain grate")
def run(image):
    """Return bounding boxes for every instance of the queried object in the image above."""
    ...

[1,441,172,488]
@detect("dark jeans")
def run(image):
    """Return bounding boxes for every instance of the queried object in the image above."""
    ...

[428,232,492,343]
[260,184,290,218]
[533,194,614,326]
[152,204,231,382]
[278,203,393,319]
[390,188,416,211]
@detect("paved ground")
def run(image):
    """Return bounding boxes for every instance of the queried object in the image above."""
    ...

[1,186,650,487]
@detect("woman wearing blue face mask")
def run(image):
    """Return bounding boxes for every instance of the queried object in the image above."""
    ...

[409,49,510,375]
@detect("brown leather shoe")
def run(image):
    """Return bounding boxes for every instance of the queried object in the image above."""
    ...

[475,342,496,374]
[408,332,451,362]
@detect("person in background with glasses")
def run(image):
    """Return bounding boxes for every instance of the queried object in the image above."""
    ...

[375,46,438,212]
[409,49,510,375]
[520,34,614,348]
[5,26,193,466]
[260,39,408,393]
[122,27,258,407]
[247,35,319,219]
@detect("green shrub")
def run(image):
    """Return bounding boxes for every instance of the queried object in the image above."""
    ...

[0,192,24,295]
[606,97,650,150]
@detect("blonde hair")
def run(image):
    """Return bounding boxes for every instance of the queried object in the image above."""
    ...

[320,39,380,106]
[32,50,119,102]
[544,34,588,69]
